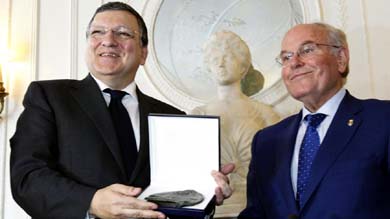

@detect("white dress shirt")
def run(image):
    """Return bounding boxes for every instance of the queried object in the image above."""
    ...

[291,88,346,197]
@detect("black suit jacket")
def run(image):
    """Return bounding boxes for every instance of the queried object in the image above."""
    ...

[10,74,184,218]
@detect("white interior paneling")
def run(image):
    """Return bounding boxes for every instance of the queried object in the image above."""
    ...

[37,0,71,80]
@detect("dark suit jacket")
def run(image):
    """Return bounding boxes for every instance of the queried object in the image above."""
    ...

[10,74,184,218]
[239,91,390,219]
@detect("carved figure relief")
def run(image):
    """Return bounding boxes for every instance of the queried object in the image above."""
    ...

[142,0,305,111]
[190,31,280,217]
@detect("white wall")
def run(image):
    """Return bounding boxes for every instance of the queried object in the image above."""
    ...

[0,0,389,218]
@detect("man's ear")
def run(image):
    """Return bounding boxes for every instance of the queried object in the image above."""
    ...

[140,47,148,65]
[337,47,349,73]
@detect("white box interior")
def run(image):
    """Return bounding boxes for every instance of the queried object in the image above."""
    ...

[139,115,220,210]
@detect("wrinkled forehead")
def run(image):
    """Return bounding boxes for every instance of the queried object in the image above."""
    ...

[281,24,328,50]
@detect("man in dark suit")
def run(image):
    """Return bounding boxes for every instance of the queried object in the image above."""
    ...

[10,2,233,219]
[239,22,390,219]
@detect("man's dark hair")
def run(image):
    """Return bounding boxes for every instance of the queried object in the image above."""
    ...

[87,1,148,47]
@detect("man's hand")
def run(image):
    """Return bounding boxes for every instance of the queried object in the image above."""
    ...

[212,163,235,205]
[89,184,166,219]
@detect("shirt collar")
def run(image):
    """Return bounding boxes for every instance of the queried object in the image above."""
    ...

[90,74,138,100]
[301,88,346,121]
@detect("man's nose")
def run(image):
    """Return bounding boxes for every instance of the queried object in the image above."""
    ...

[101,31,118,47]
[288,54,304,69]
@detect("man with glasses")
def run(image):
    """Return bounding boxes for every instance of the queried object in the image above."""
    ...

[10,2,233,219]
[239,22,390,219]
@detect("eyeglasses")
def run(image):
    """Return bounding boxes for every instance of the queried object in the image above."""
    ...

[86,26,138,41]
[275,42,342,67]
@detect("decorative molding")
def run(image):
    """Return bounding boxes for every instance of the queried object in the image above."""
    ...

[360,0,375,95]
[335,0,348,29]
[252,78,289,106]
[140,0,323,113]
[301,0,322,22]
[318,0,348,29]
[141,0,206,110]
[31,0,40,81]
[70,0,79,79]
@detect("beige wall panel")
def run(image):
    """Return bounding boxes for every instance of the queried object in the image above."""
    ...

[321,0,390,100]
[362,0,390,99]
[77,0,102,80]
[37,0,72,80]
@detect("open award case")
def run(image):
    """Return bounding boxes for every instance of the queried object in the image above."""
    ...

[138,114,220,217]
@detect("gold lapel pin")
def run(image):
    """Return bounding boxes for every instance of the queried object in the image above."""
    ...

[347,119,354,127]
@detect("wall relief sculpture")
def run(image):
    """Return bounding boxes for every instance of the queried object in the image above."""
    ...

[190,30,281,217]
[140,0,324,113]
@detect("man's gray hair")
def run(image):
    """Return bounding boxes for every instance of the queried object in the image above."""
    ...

[312,22,349,77]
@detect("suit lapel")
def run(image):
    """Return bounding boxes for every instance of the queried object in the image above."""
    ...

[300,92,363,209]
[275,113,302,213]
[69,74,126,178]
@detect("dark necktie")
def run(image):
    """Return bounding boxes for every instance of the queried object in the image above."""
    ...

[296,113,326,208]
[104,88,138,179]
